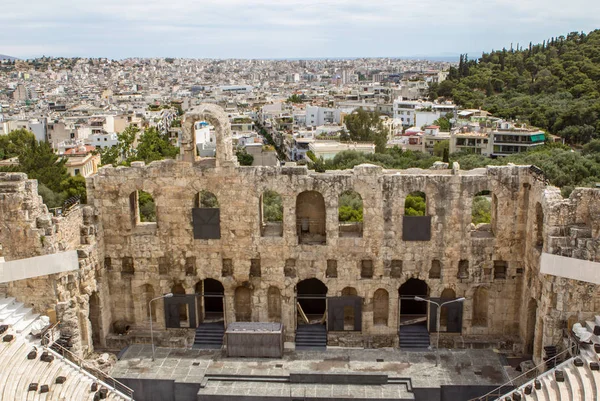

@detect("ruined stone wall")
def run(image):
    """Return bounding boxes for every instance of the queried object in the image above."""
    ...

[0,172,108,357]
[88,160,538,346]
[3,105,600,361]
[520,184,600,362]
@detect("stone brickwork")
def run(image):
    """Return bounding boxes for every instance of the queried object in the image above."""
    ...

[0,172,102,357]
[1,105,599,365]
[88,159,532,346]
[83,106,600,362]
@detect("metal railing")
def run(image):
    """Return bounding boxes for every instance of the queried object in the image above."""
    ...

[467,347,574,401]
[42,331,134,400]
[48,196,81,217]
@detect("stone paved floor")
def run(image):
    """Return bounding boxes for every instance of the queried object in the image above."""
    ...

[111,345,509,399]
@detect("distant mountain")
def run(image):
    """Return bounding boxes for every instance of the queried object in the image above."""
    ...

[0,54,17,61]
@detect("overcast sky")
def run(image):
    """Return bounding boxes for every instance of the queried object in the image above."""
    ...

[2,0,599,59]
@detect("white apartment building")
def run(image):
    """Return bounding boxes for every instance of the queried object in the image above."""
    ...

[86,133,119,149]
[0,119,46,142]
[393,99,457,128]
[491,122,546,156]
[393,99,419,126]
[305,106,342,127]
[195,121,216,157]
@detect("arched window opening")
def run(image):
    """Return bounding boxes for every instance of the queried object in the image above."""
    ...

[195,190,219,208]
[296,191,326,245]
[138,191,156,223]
[234,287,252,322]
[142,284,156,322]
[472,287,489,327]
[171,283,189,328]
[130,190,156,225]
[267,286,282,322]
[373,289,389,326]
[472,190,493,237]
[403,191,431,241]
[192,191,220,239]
[338,190,363,238]
[536,203,544,248]
[439,288,456,330]
[260,190,283,237]
[404,191,426,216]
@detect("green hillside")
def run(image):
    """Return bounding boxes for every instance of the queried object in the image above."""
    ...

[429,30,600,144]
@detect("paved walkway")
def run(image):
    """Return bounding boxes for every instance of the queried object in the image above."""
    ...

[111,345,509,399]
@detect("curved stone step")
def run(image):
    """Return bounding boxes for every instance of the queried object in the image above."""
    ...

[564,364,584,401]
[14,313,41,335]
[0,302,26,322]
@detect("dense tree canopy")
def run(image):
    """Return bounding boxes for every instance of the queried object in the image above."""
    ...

[338,191,363,222]
[262,190,283,222]
[97,125,179,166]
[344,108,389,153]
[0,129,82,207]
[437,30,600,144]
[404,192,426,216]
[138,190,156,222]
[472,195,492,224]
[133,127,179,163]
[236,148,254,166]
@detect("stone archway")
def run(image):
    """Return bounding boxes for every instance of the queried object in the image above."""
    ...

[341,287,358,329]
[399,278,429,325]
[373,289,389,326]
[296,191,327,245]
[181,104,237,166]
[296,278,328,324]
[440,288,456,330]
[234,286,252,322]
[195,279,224,323]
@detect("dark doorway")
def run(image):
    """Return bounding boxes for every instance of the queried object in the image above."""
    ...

[195,279,224,324]
[89,292,102,348]
[399,278,429,325]
[526,299,537,355]
[297,278,328,325]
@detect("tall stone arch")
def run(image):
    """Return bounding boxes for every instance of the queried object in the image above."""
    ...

[181,104,237,167]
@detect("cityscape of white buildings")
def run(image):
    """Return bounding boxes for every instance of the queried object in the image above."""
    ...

[0,56,551,172]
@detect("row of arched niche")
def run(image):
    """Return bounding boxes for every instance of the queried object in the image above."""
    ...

[124,278,492,331]
[129,189,501,243]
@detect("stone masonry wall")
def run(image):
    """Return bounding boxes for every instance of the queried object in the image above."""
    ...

[88,160,537,347]
[2,105,600,363]
[0,172,105,357]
